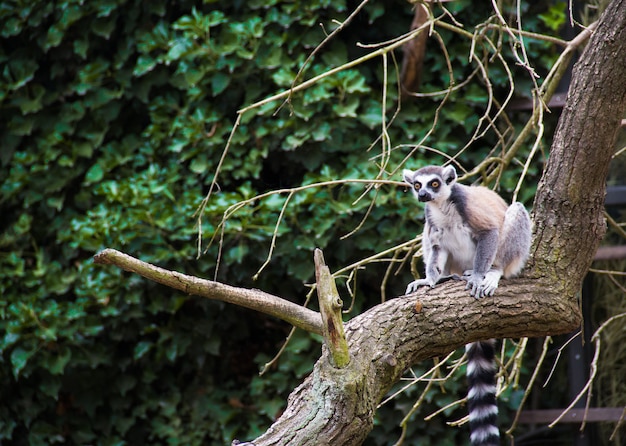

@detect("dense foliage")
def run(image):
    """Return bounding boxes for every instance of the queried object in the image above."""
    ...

[0,0,571,444]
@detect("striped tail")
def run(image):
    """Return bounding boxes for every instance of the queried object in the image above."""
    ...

[466,340,499,446]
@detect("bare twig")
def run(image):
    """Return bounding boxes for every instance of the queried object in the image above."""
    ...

[506,336,552,436]
[195,113,242,258]
[281,0,371,112]
[543,332,581,387]
[548,314,626,428]
[253,191,295,280]
[237,20,433,117]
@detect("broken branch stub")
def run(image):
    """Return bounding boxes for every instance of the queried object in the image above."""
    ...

[314,249,350,368]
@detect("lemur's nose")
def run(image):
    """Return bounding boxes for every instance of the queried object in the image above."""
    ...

[418,190,431,202]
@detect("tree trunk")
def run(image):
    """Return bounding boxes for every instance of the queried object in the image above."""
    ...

[243,2,626,445]
[529,0,626,294]
[400,2,430,97]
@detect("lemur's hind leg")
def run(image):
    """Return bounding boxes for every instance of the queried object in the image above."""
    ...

[461,203,531,298]
[497,202,532,278]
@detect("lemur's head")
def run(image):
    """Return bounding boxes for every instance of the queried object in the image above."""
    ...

[403,165,457,204]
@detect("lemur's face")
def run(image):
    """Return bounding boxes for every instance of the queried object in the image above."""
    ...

[410,175,444,203]
[403,167,454,204]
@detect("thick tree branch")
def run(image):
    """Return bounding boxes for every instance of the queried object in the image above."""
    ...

[246,278,578,446]
[93,249,323,335]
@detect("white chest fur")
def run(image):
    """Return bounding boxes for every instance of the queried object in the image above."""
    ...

[427,202,476,271]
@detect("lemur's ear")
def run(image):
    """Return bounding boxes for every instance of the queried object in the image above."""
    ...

[402,169,415,184]
[442,165,457,185]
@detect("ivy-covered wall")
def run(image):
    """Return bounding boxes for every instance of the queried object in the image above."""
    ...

[0,0,563,444]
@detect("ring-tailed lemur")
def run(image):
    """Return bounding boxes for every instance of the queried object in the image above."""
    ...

[402,164,532,446]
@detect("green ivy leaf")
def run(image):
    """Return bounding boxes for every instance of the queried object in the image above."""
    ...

[211,72,231,95]
[190,156,208,174]
[10,346,36,379]
[44,25,64,50]
[5,58,38,90]
[538,2,566,31]
[92,17,116,39]
[332,96,359,118]
[116,374,137,396]
[134,341,152,360]
[85,164,105,184]
[39,375,62,398]
[271,67,294,86]
[46,346,72,375]
[74,38,89,59]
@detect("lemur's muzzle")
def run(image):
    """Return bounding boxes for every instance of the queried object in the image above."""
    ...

[418,190,432,202]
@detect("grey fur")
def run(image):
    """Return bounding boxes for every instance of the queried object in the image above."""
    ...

[403,165,531,298]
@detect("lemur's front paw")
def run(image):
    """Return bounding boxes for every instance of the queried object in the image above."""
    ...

[460,271,487,298]
[405,278,435,295]
[477,280,497,297]
[460,270,500,298]
[476,271,501,298]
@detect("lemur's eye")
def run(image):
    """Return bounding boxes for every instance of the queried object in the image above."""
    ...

[431,181,440,188]
[414,183,421,191]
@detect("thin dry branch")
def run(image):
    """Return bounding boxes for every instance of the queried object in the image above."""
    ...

[506,336,552,436]
[237,19,433,116]
[548,314,626,428]
[284,0,371,111]
[206,179,405,278]
[93,248,323,335]
[485,20,598,183]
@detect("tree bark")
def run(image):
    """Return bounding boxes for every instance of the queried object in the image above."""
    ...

[244,3,626,445]
[400,1,430,97]
[93,249,323,335]
[246,279,578,446]
[529,0,626,294]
